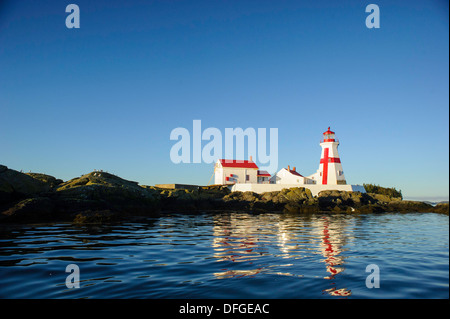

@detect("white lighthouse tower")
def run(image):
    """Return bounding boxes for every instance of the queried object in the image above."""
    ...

[309,127,346,185]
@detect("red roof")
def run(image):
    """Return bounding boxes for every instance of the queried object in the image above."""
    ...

[219,159,259,169]
[287,169,303,177]
[257,170,271,177]
[323,127,335,135]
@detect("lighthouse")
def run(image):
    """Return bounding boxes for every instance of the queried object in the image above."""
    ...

[226,126,366,195]
[310,127,347,185]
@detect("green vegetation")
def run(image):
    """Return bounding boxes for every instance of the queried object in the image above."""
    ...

[363,184,403,199]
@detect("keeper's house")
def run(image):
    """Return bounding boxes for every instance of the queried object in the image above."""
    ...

[270,165,316,185]
[214,157,270,185]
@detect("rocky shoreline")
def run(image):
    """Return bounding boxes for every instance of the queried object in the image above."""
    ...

[0,165,448,224]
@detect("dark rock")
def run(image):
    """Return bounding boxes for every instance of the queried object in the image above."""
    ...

[433,203,449,214]
[367,193,402,204]
[354,204,386,214]
[317,190,374,210]
[385,200,434,213]
[26,173,63,189]
[73,210,118,224]
[0,166,51,205]
[53,172,161,217]
[0,197,55,222]
[223,191,260,203]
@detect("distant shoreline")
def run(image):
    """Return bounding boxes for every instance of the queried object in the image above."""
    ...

[403,198,449,205]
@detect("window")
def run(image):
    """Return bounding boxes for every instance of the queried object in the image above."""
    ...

[246,175,250,181]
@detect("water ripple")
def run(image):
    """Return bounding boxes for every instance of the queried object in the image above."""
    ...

[0,212,448,298]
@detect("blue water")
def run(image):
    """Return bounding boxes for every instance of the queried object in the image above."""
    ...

[0,212,448,298]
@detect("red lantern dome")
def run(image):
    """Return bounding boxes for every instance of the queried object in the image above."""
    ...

[323,127,336,142]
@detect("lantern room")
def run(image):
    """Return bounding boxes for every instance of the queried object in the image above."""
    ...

[322,127,336,142]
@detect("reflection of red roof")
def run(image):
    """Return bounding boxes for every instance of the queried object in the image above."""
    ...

[219,159,259,169]
[287,169,303,177]
[257,170,271,177]
[323,127,335,135]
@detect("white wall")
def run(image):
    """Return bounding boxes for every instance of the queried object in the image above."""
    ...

[214,167,224,185]
[271,168,316,185]
[231,183,366,197]
[271,168,302,184]
[258,176,270,184]
[214,162,258,185]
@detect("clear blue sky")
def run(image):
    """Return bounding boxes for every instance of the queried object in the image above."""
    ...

[0,0,448,201]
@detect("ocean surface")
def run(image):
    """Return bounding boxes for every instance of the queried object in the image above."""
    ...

[0,212,448,299]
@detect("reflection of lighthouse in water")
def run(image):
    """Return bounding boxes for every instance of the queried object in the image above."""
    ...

[211,213,353,297]
[211,213,265,278]
[211,214,302,279]
[314,216,352,297]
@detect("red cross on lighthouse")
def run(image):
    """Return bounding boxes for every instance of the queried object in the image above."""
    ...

[322,148,330,184]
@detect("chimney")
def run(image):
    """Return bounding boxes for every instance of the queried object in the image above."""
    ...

[293,167,296,172]
[287,165,290,171]
[249,155,253,162]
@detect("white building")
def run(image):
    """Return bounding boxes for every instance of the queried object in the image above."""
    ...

[270,165,316,185]
[257,170,271,184]
[214,158,259,185]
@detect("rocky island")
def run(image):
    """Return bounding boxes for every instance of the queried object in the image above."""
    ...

[0,164,448,224]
